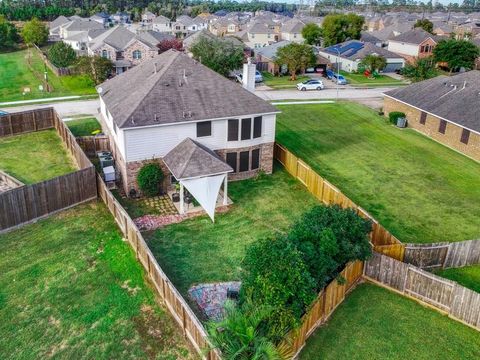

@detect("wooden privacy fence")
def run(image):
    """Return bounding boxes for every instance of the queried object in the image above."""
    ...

[403,239,480,269]
[365,252,480,330]
[281,261,364,357]
[33,44,72,76]
[76,135,111,157]
[274,143,403,252]
[0,108,97,232]
[96,176,221,360]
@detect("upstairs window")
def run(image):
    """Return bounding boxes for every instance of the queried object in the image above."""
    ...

[438,120,447,134]
[132,50,142,60]
[241,118,251,140]
[460,128,470,144]
[197,121,211,137]
[101,49,109,58]
[228,119,239,141]
[253,116,262,138]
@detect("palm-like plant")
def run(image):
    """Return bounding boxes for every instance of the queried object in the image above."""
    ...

[206,300,293,360]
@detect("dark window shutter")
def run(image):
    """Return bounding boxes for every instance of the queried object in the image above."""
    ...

[228,119,238,141]
[460,128,470,144]
[438,120,447,134]
[239,151,249,172]
[420,112,427,125]
[251,149,260,170]
[253,116,262,138]
[241,118,251,140]
[226,152,237,172]
[197,121,211,137]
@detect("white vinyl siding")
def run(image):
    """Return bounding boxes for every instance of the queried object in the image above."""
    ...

[387,41,419,57]
[123,114,276,162]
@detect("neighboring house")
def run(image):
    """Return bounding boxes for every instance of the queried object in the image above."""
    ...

[209,18,241,36]
[111,12,130,25]
[172,15,202,38]
[387,28,437,63]
[49,15,71,40]
[88,26,166,74]
[254,40,291,74]
[433,23,453,37]
[245,22,279,48]
[182,29,244,53]
[360,31,383,47]
[97,49,279,199]
[383,71,480,162]
[58,19,105,53]
[142,11,156,24]
[90,12,110,27]
[152,15,172,33]
[319,40,405,73]
[280,19,305,43]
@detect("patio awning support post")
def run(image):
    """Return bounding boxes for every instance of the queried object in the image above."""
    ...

[180,182,184,214]
[223,175,228,206]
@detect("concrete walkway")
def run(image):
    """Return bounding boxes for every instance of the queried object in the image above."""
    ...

[271,100,335,105]
[0,95,83,106]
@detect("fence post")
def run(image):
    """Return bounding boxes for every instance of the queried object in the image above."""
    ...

[8,114,13,136]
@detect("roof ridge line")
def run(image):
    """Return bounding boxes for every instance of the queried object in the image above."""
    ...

[178,139,197,178]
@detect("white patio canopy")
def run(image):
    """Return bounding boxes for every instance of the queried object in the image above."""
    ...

[163,138,233,222]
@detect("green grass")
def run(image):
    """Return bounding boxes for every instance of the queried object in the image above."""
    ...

[434,265,480,293]
[146,167,319,297]
[0,49,96,103]
[340,70,406,86]
[276,102,480,243]
[300,283,480,360]
[66,117,102,137]
[0,202,193,359]
[261,71,309,89]
[0,130,76,184]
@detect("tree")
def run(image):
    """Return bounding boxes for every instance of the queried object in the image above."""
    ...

[206,301,293,360]
[240,235,317,341]
[302,22,322,45]
[321,13,364,47]
[48,41,76,67]
[433,39,479,73]
[286,205,372,290]
[157,38,183,53]
[414,19,434,34]
[402,57,438,82]
[0,15,18,50]
[360,54,387,73]
[275,43,316,80]
[21,18,48,46]
[75,55,113,84]
[190,37,243,77]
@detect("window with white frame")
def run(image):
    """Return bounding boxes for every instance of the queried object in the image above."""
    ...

[132,50,142,60]
[101,49,109,58]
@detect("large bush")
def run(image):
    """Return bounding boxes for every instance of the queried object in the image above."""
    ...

[21,18,48,46]
[48,41,76,68]
[287,205,372,290]
[136,163,164,197]
[240,235,316,341]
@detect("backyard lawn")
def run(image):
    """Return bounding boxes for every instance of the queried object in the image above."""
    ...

[340,70,406,86]
[276,102,480,243]
[0,202,193,359]
[434,265,480,293]
[146,167,318,297]
[0,129,76,183]
[299,283,480,360]
[66,117,102,137]
[0,49,96,103]
[261,71,309,89]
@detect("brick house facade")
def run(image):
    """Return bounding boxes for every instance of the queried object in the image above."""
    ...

[383,97,480,162]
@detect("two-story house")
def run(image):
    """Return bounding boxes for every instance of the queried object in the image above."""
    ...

[152,15,172,33]
[387,28,438,63]
[88,26,172,74]
[280,19,306,43]
[97,49,279,199]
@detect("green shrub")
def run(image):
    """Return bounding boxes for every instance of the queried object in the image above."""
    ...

[389,111,406,125]
[137,163,164,197]
[287,205,372,290]
[48,41,77,68]
[240,236,316,341]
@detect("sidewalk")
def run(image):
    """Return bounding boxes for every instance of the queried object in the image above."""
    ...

[0,95,82,107]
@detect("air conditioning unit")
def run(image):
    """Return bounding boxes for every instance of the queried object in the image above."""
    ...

[396,117,407,128]
[99,155,114,168]
[96,151,112,158]
[103,166,116,182]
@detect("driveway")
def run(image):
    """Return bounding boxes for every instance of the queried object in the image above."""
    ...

[255,86,392,101]
[2,99,100,118]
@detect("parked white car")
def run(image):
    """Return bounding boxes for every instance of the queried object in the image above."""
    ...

[296,79,324,91]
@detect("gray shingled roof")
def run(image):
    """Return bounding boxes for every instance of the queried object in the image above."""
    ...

[98,49,278,129]
[163,138,233,179]
[254,40,291,60]
[49,16,70,30]
[390,28,436,45]
[384,71,480,133]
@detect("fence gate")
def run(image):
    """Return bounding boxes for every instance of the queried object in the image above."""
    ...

[404,243,450,269]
